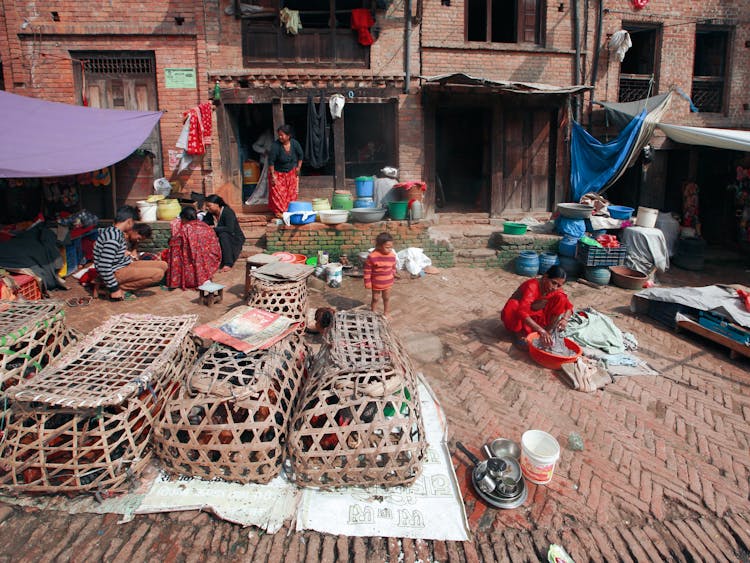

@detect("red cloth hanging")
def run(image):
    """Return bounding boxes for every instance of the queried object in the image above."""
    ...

[632,0,649,9]
[183,102,213,155]
[351,8,375,46]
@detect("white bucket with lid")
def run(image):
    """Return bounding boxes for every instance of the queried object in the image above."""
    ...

[635,206,658,229]
[520,430,560,485]
[136,200,158,222]
[326,263,343,285]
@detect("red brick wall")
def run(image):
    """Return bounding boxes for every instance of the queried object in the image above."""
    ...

[0,0,208,193]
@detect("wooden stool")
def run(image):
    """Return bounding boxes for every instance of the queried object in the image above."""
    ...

[197,281,225,306]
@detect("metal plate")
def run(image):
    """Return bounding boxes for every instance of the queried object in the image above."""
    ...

[472,474,528,510]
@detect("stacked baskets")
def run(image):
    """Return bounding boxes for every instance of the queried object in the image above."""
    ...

[286,311,427,488]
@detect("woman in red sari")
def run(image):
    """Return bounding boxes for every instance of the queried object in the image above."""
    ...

[268,124,304,217]
[166,207,221,289]
[501,265,574,349]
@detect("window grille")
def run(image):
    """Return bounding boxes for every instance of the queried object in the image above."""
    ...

[83,57,155,75]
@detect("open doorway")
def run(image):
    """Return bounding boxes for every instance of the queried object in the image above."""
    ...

[435,107,491,212]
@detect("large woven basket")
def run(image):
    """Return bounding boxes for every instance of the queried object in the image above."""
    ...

[154,334,308,483]
[0,314,198,493]
[247,276,308,331]
[286,310,426,488]
[0,300,79,392]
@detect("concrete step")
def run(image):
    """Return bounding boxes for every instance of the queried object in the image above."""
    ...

[429,223,500,250]
[452,248,500,267]
[434,212,491,225]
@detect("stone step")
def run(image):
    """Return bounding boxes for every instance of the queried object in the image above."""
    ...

[452,248,502,267]
[434,212,491,225]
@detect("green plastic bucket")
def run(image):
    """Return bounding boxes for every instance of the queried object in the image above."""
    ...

[332,192,353,210]
[388,200,409,220]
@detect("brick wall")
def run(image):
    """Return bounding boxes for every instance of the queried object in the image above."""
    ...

[265,221,455,268]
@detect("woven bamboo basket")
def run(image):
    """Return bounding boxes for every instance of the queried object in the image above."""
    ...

[286,310,426,488]
[154,334,308,483]
[0,300,80,392]
[0,314,198,493]
[247,276,308,331]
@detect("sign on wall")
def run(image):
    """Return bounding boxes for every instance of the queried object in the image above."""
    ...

[164,68,197,89]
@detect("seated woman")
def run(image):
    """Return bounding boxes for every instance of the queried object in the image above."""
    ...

[166,207,221,290]
[202,194,246,272]
[501,265,574,349]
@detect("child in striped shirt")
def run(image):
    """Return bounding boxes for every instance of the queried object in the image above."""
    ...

[364,232,397,317]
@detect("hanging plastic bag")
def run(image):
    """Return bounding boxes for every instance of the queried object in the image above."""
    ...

[153,177,172,196]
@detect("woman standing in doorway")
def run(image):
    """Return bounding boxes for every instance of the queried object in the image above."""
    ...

[268,124,304,217]
[202,194,245,272]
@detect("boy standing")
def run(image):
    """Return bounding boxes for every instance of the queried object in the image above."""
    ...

[364,232,397,316]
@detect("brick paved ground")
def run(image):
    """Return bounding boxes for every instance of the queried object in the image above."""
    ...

[1,259,749,561]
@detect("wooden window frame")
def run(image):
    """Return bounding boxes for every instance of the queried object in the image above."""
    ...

[242,0,371,68]
[618,24,661,103]
[465,0,545,46]
[691,26,731,114]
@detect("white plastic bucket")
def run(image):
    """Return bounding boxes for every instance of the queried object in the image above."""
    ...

[326,263,343,285]
[520,430,560,485]
[636,206,658,229]
[136,200,158,222]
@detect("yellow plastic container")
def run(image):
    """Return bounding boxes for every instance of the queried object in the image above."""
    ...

[157,198,181,221]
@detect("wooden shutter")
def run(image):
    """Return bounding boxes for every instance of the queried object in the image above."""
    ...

[519,0,538,44]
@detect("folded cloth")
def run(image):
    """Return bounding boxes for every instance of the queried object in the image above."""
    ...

[560,357,612,393]
[563,308,626,354]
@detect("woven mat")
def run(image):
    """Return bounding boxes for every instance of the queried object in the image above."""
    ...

[8,314,197,408]
[251,262,314,283]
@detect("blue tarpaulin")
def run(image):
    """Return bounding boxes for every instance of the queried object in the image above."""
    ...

[570,110,646,202]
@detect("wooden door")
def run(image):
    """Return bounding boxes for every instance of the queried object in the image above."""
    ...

[497,107,552,214]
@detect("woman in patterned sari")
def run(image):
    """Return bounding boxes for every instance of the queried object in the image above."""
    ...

[268,124,304,217]
[166,207,221,289]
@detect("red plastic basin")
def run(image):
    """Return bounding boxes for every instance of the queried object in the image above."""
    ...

[526,332,582,370]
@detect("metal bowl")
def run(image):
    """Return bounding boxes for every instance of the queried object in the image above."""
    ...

[486,438,521,460]
[557,203,594,219]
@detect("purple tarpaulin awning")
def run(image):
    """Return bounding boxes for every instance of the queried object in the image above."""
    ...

[0,90,163,178]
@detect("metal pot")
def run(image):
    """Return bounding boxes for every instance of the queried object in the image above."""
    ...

[456,441,528,509]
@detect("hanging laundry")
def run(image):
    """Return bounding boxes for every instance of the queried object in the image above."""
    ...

[329,93,345,120]
[351,8,375,46]
[182,102,213,155]
[305,96,330,169]
[608,30,632,63]
[279,8,302,35]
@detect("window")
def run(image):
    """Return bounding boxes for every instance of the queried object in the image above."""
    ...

[618,25,659,102]
[466,0,543,45]
[691,28,729,113]
[242,0,370,67]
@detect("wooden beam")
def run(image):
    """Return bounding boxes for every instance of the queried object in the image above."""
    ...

[676,317,750,360]
[333,114,345,191]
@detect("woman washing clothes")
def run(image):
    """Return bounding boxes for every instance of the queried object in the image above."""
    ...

[202,194,245,272]
[268,124,304,217]
[166,207,221,289]
[501,265,574,349]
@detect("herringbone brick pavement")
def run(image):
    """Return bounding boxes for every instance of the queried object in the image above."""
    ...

[1,263,749,561]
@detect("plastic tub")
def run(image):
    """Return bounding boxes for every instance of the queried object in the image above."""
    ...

[526,331,582,370]
[312,198,331,211]
[515,251,539,277]
[350,208,387,223]
[608,205,634,220]
[289,212,316,225]
[635,206,658,228]
[136,200,157,222]
[288,201,313,213]
[387,201,409,220]
[609,266,648,290]
[538,253,559,275]
[503,222,528,235]
[318,209,349,225]
[354,176,374,198]
[584,266,611,285]
[354,197,376,209]
[331,192,353,211]
[520,430,561,485]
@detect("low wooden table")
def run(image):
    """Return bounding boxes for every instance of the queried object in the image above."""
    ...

[197,281,225,306]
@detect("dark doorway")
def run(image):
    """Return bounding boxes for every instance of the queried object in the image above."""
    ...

[435,107,490,212]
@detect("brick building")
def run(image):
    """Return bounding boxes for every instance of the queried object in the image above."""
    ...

[0,1,748,237]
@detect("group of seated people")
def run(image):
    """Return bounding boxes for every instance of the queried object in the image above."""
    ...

[92,195,245,300]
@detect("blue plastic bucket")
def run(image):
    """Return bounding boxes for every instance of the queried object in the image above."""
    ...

[539,253,560,275]
[558,237,578,257]
[515,251,539,277]
[355,176,374,198]
[354,197,375,208]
